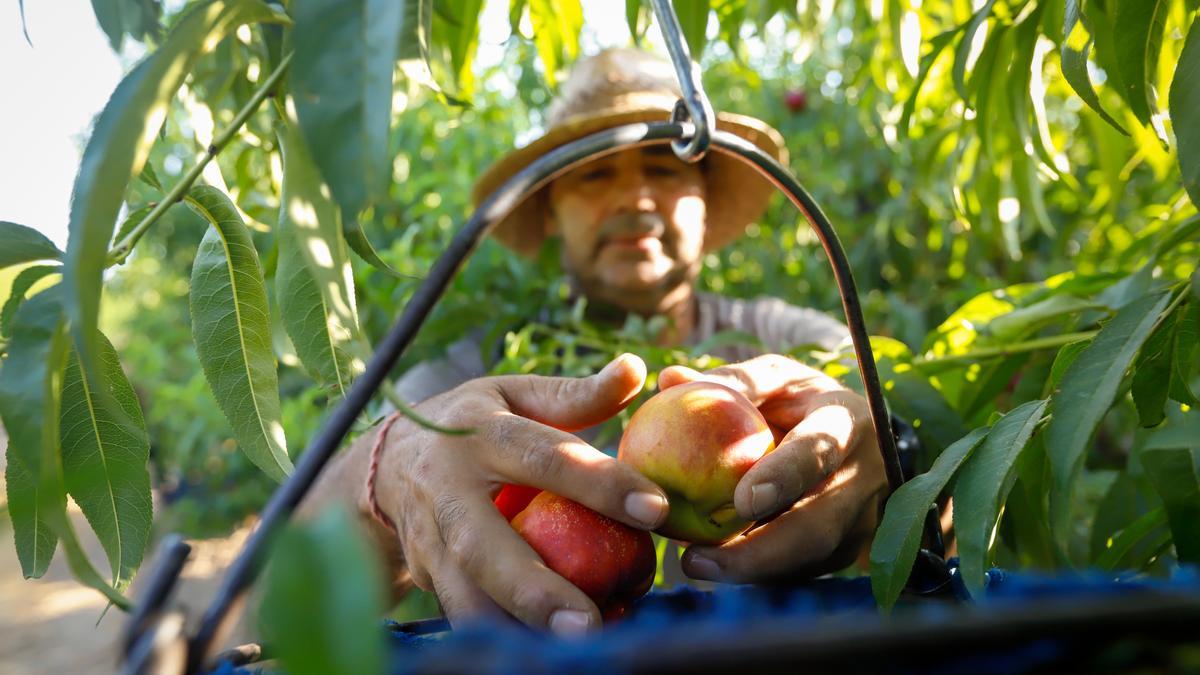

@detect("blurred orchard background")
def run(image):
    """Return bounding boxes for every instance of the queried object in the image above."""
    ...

[0,0,1197,671]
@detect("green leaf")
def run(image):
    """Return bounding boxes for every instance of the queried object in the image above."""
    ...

[714,0,747,54]
[90,0,162,51]
[0,289,129,608]
[1,266,60,338]
[1141,447,1200,563]
[187,185,293,483]
[276,121,367,396]
[1155,217,1200,258]
[509,0,528,36]
[258,507,385,675]
[1144,406,1200,451]
[988,294,1097,341]
[1112,0,1168,126]
[431,0,484,100]
[137,162,163,192]
[62,0,284,444]
[952,399,1048,596]
[1170,299,1199,406]
[901,28,960,134]
[953,0,998,101]
[626,0,646,43]
[17,0,31,45]
[880,365,969,467]
[674,0,711,57]
[289,0,399,221]
[1006,437,1058,568]
[870,427,989,611]
[1089,471,1151,562]
[4,447,56,578]
[1046,291,1172,543]
[1132,305,1178,427]
[0,222,64,269]
[0,291,67,578]
[341,220,400,277]
[1173,20,1200,209]
[110,204,156,251]
[1094,506,1170,571]
[1060,0,1128,135]
[60,334,152,589]
[398,0,440,91]
[530,0,582,88]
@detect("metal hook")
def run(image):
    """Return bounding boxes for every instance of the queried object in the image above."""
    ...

[651,0,716,162]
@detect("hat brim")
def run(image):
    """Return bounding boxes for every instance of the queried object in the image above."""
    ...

[472,108,788,258]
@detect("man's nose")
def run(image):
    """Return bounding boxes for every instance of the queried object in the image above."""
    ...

[615,171,657,213]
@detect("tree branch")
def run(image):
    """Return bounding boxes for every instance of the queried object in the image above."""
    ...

[106,51,294,266]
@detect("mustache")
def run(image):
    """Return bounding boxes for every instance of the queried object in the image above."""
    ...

[594,212,666,251]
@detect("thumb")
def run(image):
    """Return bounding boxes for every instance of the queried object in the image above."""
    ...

[493,353,647,432]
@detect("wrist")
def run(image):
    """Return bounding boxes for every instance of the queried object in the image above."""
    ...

[365,412,404,536]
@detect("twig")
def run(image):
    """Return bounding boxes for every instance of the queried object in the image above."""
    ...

[106,51,294,266]
[912,331,1100,369]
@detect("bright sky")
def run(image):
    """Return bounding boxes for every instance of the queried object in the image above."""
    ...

[1,2,125,250]
[0,2,641,251]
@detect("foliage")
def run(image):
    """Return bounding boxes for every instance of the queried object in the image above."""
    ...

[1,0,1197,630]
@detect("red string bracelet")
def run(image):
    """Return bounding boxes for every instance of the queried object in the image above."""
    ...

[366,411,403,537]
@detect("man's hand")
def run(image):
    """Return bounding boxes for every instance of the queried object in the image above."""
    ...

[369,354,668,635]
[658,355,888,583]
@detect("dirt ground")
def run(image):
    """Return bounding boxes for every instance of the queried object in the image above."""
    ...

[0,430,256,675]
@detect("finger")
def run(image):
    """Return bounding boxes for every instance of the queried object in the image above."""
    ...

[481,413,668,530]
[490,353,646,432]
[431,481,602,636]
[660,354,838,407]
[734,397,863,520]
[428,556,507,626]
[681,461,884,583]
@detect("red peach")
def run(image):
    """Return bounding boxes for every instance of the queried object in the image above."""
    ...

[494,483,542,521]
[510,492,656,621]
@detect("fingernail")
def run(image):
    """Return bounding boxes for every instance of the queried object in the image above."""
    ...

[549,609,591,636]
[686,554,722,581]
[751,483,779,518]
[625,491,668,528]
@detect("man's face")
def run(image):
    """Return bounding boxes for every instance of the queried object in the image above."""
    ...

[546,146,707,314]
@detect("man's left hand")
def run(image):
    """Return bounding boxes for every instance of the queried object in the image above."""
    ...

[657,355,888,583]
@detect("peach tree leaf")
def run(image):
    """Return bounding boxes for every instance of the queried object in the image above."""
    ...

[870,427,989,612]
[1046,291,1171,543]
[952,399,1048,596]
[60,333,152,590]
[187,185,292,483]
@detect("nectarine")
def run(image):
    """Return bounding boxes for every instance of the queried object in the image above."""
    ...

[618,381,775,545]
[510,492,656,621]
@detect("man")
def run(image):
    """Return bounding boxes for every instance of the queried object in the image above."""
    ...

[306,49,888,637]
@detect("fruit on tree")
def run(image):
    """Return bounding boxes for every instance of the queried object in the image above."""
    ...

[618,381,775,545]
[510,491,656,621]
[784,88,808,113]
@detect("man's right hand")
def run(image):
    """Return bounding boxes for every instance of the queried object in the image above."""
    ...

[367,353,668,636]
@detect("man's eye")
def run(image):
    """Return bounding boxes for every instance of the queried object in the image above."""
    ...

[647,165,681,178]
[579,167,614,182]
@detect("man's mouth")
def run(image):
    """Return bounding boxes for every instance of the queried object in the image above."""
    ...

[605,233,660,251]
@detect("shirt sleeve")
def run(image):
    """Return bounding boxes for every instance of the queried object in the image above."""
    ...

[694,292,849,360]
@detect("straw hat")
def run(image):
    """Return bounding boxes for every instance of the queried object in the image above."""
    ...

[472,48,788,258]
